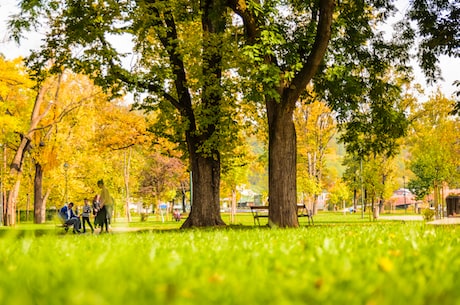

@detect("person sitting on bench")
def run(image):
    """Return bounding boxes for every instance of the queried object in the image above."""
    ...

[60,202,81,233]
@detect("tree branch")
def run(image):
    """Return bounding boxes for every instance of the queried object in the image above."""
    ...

[289,0,335,103]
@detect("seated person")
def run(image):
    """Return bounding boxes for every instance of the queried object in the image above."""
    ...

[173,209,181,221]
[60,202,81,233]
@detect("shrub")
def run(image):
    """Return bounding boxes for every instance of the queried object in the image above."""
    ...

[422,208,435,221]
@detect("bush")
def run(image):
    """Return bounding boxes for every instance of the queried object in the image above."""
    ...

[422,208,435,221]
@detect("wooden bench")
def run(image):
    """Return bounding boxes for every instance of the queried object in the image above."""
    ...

[296,204,314,225]
[250,206,270,226]
[250,204,314,226]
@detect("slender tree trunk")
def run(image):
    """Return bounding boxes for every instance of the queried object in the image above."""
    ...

[230,189,237,224]
[6,136,31,226]
[34,162,46,224]
[1,144,6,225]
[124,148,131,222]
[181,181,187,213]
[6,180,21,226]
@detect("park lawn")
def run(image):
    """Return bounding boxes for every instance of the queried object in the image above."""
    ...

[0,215,458,305]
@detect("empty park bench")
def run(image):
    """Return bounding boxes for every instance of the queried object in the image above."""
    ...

[250,204,314,226]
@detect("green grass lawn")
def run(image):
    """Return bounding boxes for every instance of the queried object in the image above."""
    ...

[0,212,458,305]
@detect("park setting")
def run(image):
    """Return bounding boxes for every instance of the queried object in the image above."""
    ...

[0,0,459,304]
[1,214,460,305]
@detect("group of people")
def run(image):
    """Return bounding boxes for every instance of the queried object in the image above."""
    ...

[60,179,114,234]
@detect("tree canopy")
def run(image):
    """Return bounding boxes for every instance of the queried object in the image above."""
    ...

[405,0,460,112]
[6,0,422,228]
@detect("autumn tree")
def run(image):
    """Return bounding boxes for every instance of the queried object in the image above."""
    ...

[0,57,35,224]
[138,151,187,212]
[0,58,66,225]
[220,130,255,223]
[327,179,351,212]
[406,92,460,211]
[295,98,336,214]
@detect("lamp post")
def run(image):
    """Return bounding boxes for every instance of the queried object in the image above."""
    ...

[64,163,69,203]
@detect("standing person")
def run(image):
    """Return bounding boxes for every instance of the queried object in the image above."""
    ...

[96,179,113,233]
[81,198,94,233]
[60,202,81,234]
[92,194,100,228]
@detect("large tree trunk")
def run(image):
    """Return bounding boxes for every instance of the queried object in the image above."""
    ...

[267,99,299,227]
[182,152,225,228]
[34,162,46,224]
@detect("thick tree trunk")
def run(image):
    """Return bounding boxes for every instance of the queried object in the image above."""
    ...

[181,153,225,228]
[34,162,46,224]
[267,100,299,227]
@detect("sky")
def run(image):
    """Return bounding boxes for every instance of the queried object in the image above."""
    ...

[0,0,458,99]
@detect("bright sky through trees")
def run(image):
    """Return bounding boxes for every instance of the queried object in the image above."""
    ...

[0,0,458,98]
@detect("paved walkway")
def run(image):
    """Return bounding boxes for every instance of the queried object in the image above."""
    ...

[428,217,460,225]
[379,215,424,221]
[379,215,460,225]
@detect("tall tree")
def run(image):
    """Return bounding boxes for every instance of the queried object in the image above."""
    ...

[228,0,410,227]
[0,57,35,225]
[4,74,61,226]
[227,0,334,227]
[295,98,336,214]
[407,92,460,207]
[9,0,238,227]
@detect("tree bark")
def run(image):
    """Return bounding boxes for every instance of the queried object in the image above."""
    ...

[6,180,21,226]
[181,152,225,228]
[267,98,299,227]
[33,162,46,224]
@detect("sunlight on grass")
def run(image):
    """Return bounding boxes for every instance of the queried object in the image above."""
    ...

[0,213,458,305]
